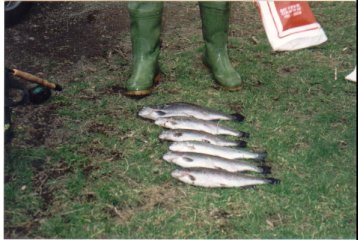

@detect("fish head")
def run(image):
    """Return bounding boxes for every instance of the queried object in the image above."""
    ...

[171,169,195,184]
[155,118,177,128]
[158,130,171,140]
[169,142,184,152]
[169,142,195,152]
[159,130,184,140]
[138,107,166,120]
[163,151,181,162]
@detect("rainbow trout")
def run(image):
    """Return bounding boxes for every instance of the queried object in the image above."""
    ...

[171,168,280,188]
[138,102,245,122]
[159,129,247,147]
[163,151,271,174]
[169,141,267,161]
[155,117,249,137]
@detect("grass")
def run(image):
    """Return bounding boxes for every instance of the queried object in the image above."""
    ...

[4,2,356,238]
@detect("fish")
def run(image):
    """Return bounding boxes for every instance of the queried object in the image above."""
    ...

[169,141,267,161]
[138,102,245,122]
[159,129,247,147]
[155,117,249,137]
[163,151,271,174]
[171,168,280,188]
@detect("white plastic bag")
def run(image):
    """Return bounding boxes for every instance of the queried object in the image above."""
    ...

[256,1,328,51]
[345,66,356,82]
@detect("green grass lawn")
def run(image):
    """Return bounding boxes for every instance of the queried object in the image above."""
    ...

[4,2,356,238]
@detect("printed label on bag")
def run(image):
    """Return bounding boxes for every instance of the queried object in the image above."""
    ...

[255,0,328,51]
[274,2,317,31]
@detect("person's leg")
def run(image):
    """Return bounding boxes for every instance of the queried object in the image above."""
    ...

[199,2,242,90]
[126,2,163,97]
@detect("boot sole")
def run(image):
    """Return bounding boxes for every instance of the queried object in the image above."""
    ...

[125,73,161,98]
[216,85,242,91]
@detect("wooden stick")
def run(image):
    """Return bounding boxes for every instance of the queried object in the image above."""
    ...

[11,68,62,91]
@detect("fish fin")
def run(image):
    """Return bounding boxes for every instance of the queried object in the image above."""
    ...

[266,178,280,185]
[230,113,245,122]
[189,175,196,181]
[259,166,272,175]
[236,140,247,148]
[183,157,194,162]
[255,151,268,162]
[156,110,166,116]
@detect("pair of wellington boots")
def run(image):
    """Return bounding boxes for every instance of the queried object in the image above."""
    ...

[126,2,242,98]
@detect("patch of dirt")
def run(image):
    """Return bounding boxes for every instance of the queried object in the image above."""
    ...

[108,184,184,224]
[5,2,129,68]
[278,65,300,77]
[209,208,233,231]
[10,102,68,148]
[33,162,70,208]
[228,101,245,114]
[76,137,124,164]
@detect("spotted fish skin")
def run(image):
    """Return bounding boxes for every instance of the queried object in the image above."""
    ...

[159,130,247,147]
[171,168,280,188]
[155,117,249,137]
[169,141,267,161]
[163,151,270,174]
[138,102,245,122]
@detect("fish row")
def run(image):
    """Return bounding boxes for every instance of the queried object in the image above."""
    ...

[139,102,280,188]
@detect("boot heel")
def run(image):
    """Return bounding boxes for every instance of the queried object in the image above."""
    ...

[125,73,161,99]
[154,73,161,85]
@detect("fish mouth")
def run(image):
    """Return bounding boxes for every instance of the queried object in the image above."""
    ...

[163,154,175,162]
[158,133,166,139]
[155,118,167,125]
[171,169,190,179]
[138,108,156,118]
[169,145,179,152]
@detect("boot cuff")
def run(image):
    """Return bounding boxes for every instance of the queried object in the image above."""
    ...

[199,2,229,11]
[129,8,163,18]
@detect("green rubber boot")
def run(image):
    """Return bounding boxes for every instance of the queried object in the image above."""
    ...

[199,2,242,91]
[126,2,163,97]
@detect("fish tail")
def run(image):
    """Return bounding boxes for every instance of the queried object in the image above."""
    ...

[255,151,267,162]
[236,140,247,148]
[230,113,245,122]
[239,131,250,138]
[259,166,271,175]
[266,178,280,185]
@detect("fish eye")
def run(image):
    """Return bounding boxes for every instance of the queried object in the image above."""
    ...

[174,132,182,137]
[188,175,196,181]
